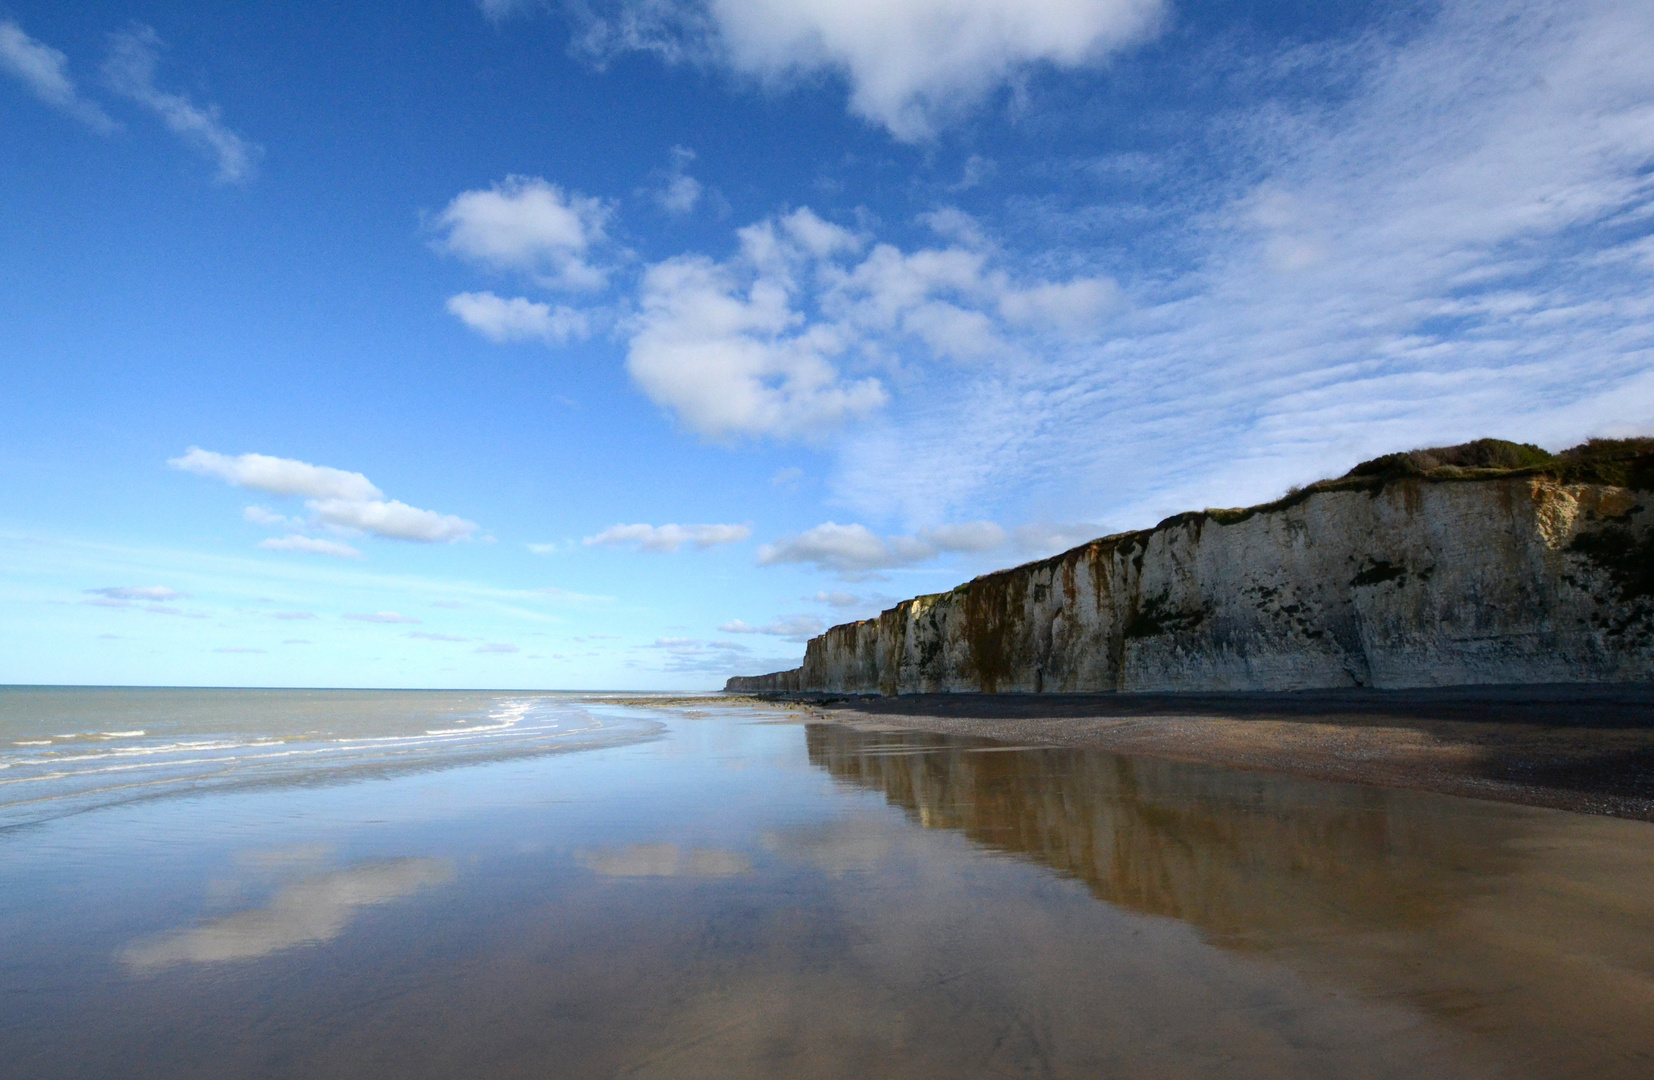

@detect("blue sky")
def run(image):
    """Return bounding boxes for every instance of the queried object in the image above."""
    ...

[3,0,1652,689]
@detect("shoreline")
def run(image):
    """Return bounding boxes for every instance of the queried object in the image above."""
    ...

[712,684,1654,821]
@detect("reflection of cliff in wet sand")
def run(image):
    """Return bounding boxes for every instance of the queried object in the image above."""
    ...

[726,439,1654,819]
[807,722,1654,1079]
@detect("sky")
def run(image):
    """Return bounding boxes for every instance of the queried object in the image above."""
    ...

[2,0,1652,690]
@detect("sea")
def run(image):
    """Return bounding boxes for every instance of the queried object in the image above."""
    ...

[2,685,1652,1079]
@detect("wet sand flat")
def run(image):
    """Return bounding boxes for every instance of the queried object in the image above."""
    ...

[6,690,1654,1079]
[721,684,1654,819]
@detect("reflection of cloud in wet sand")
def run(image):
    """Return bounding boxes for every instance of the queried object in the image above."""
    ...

[579,844,750,878]
[762,820,893,877]
[120,858,453,970]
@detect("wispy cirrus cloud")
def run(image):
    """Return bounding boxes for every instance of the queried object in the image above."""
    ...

[102,25,261,183]
[0,19,116,131]
[343,611,420,624]
[826,0,1654,528]
[258,535,362,559]
[86,585,186,601]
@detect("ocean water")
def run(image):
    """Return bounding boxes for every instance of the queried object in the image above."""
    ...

[2,688,1652,1079]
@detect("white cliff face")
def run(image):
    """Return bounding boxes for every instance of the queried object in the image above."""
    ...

[729,475,1654,694]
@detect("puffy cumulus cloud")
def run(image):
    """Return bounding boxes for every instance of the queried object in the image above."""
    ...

[175,447,478,548]
[717,614,825,641]
[564,0,1165,140]
[343,611,420,624]
[626,206,1116,441]
[86,586,186,602]
[102,26,261,183]
[172,448,382,501]
[257,535,362,559]
[584,522,752,552]
[446,291,589,345]
[435,175,611,290]
[756,519,1004,576]
[0,19,116,131]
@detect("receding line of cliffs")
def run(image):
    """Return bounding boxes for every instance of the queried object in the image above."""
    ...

[726,439,1654,696]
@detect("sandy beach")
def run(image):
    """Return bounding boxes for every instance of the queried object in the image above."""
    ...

[713,685,1654,820]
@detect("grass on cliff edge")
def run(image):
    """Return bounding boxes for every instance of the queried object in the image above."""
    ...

[1194,437,1654,528]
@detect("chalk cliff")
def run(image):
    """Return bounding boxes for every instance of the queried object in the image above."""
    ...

[727,439,1654,695]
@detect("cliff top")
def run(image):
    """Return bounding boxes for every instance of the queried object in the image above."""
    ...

[934,436,1654,607]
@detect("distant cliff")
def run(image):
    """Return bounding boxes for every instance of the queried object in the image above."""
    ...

[727,439,1654,695]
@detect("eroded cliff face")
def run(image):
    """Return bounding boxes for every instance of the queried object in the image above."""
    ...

[729,468,1654,695]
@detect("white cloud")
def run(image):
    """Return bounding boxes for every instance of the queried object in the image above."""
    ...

[86,586,186,601]
[771,466,803,487]
[214,646,265,654]
[920,521,1005,552]
[0,19,116,130]
[829,0,1654,528]
[435,175,611,290]
[102,26,261,183]
[756,520,1001,576]
[475,642,520,653]
[175,448,478,546]
[656,145,703,214]
[409,632,468,642]
[626,206,1117,440]
[569,0,1166,140]
[1012,522,1107,555]
[806,590,862,608]
[172,448,383,501]
[718,614,824,641]
[584,522,752,552]
[243,505,297,528]
[258,535,362,558]
[446,291,589,344]
[308,498,478,543]
[343,611,420,624]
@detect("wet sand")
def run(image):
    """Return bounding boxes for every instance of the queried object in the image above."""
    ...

[715,684,1654,820]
